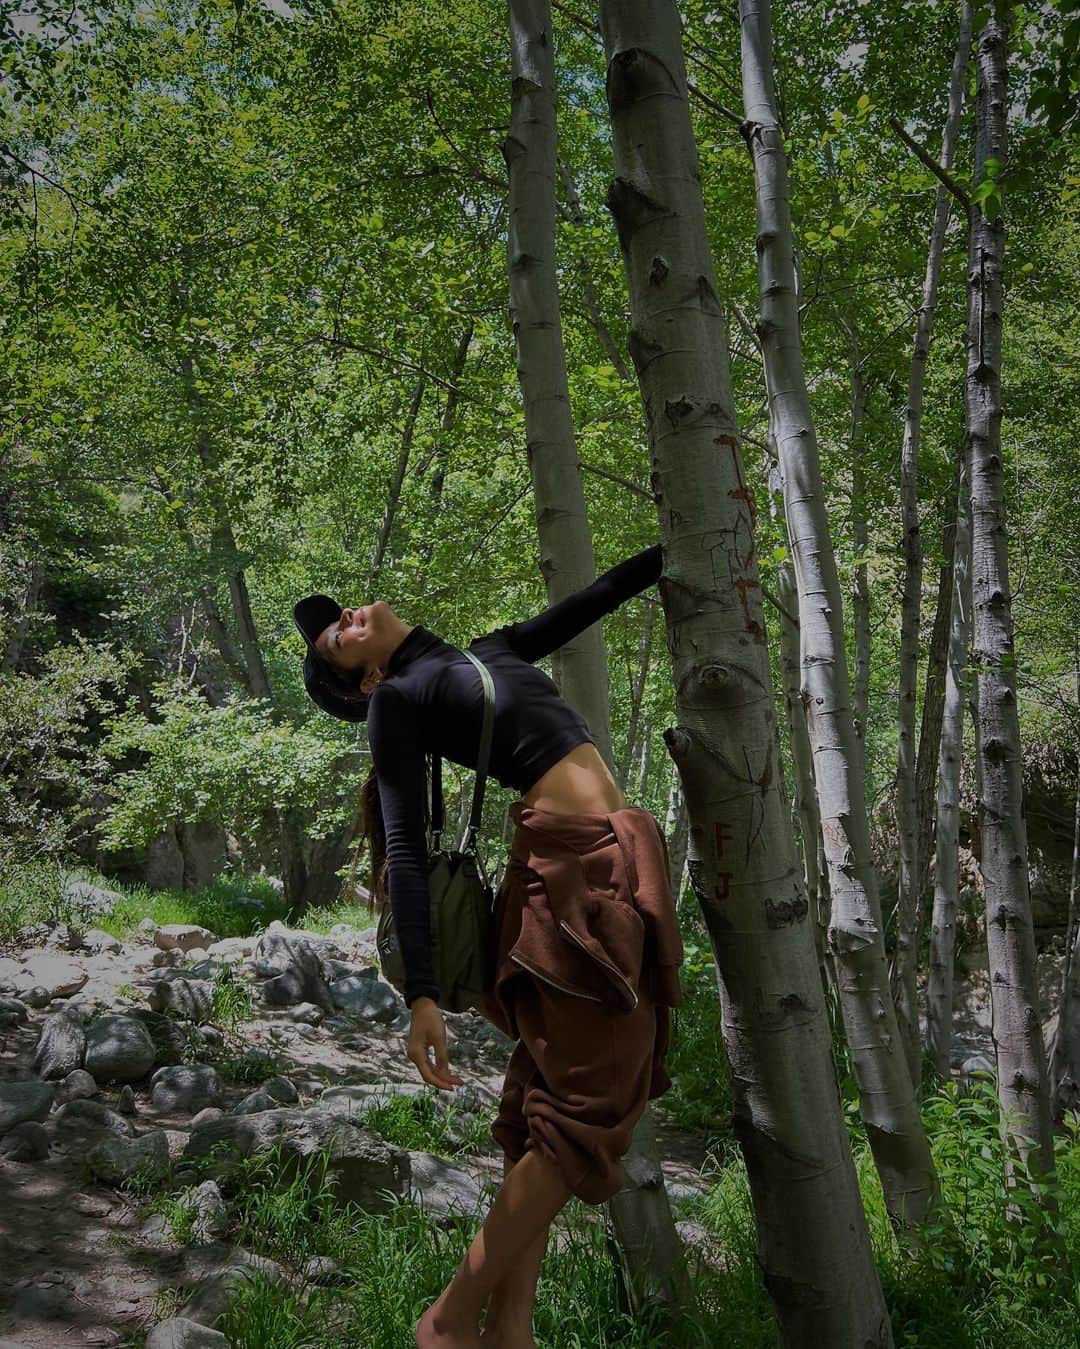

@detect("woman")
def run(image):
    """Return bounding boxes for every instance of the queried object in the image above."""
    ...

[294,544,684,1349]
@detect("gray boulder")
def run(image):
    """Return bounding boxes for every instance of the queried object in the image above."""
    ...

[406,1150,488,1225]
[181,1107,410,1211]
[154,925,217,954]
[81,928,122,954]
[329,974,400,1024]
[0,995,29,1025]
[130,1008,192,1066]
[56,1068,98,1103]
[176,1244,287,1328]
[33,1006,87,1080]
[252,924,332,1010]
[14,954,87,999]
[151,1065,223,1114]
[0,1120,50,1162]
[61,878,125,920]
[145,1319,229,1349]
[148,978,215,1025]
[189,1179,228,1242]
[117,1084,137,1114]
[84,1014,157,1083]
[88,1129,170,1187]
[287,1002,324,1026]
[0,1081,55,1136]
[54,1097,135,1146]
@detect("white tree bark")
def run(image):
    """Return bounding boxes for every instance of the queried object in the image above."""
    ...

[504,0,614,768]
[926,457,973,1080]
[739,0,939,1236]
[770,463,826,980]
[893,0,973,1088]
[965,2,1056,1186]
[600,2,892,1341]
[664,760,689,903]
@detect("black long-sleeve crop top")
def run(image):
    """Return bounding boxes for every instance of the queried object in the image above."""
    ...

[367,543,663,1008]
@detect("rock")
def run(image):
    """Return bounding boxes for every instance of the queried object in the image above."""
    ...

[152,948,184,969]
[154,925,217,954]
[206,937,253,963]
[252,924,333,1010]
[318,1083,431,1120]
[145,1317,229,1348]
[148,978,215,1024]
[147,1319,229,1349]
[0,995,29,1024]
[263,1075,299,1105]
[292,1023,318,1041]
[329,975,401,1024]
[190,1180,228,1241]
[325,959,379,982]
[88,1129,170,1187]
[140,916,158,933]
[181,1108,410,1211]
[84,1014,157,1083]
[57,1068,98,1103]
[81,928,122,954]
[22,985,52,1009]
[177,1244,287,1327]
[231,1088,277,1116]
[15,954,87,1000]
[0,1081,55,1135]
[54,1098,135,1146]
[302,1255,343,1284]
[406,1151,487,1225]
[961,1055,996,1091]
[190,1107,225,1129]
[151,1065,223,1114]
[117,1085,137,1114]
[61,878,125,917]
[196,1026,223,1048]
[129,1009,192,1066]
[33,1006,87,1080]
[287,1002,324,1026]
[0,1120,50,1161]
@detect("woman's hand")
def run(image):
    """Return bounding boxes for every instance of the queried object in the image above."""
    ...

[407,997,465,1090]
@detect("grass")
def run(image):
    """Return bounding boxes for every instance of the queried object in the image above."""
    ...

[348,1091,493,1160]
[0,854,292,945]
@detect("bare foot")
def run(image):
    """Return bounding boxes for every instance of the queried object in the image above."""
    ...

[415,1299,483,1349]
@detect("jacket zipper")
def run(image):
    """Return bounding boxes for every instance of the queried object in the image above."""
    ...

[558,921,640,1010]
[510,951,604,1002]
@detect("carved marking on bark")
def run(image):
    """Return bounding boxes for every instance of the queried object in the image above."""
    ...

[766,893,809,928]
[714,821,733,856]
[715,872,732,900]
[649,255,669,285]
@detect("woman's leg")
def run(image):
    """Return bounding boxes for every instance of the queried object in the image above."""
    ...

[415,1144,573,1348]
[479,1151,551,1346]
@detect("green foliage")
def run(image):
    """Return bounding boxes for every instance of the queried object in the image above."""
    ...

[210,964,256,1030]
[101,686,360,853]
[350,1092,491,1161]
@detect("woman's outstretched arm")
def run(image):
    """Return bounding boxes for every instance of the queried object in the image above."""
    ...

[498,543,662,664]
[366,683,441,1009]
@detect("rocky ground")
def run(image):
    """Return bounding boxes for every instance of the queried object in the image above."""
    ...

[0,901,716,1349]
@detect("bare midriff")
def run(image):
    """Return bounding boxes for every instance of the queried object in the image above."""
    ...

[521,741,629,816]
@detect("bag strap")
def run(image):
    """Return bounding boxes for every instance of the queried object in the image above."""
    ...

[428,647,496,855]
[458,648,495,853]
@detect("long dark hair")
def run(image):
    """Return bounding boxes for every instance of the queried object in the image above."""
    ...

[351,757,432,916]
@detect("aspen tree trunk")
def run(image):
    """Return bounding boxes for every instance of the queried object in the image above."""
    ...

[893,0,973,1088]
[664,762,689,903]
[601,2,892,1340]
[770,464,826,977]
[965,2,1056,1185]
[619,602,658,785]
[507,0,689,1310]
[915,491,959,903]
[1050,695,1080,1122]
[926,459,973,1080]
[505,0,613,769]
[739,0,938,1236]
[847,340,871,755]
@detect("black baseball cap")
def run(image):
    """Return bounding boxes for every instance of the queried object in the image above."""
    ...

[293,593,371,723]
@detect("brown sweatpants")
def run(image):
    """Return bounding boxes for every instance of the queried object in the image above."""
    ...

[476,803,684,1206]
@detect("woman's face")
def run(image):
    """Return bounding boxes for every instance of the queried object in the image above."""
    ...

[316,600,392,673]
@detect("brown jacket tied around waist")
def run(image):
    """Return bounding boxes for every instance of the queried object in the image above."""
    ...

[494,802,685,1023]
